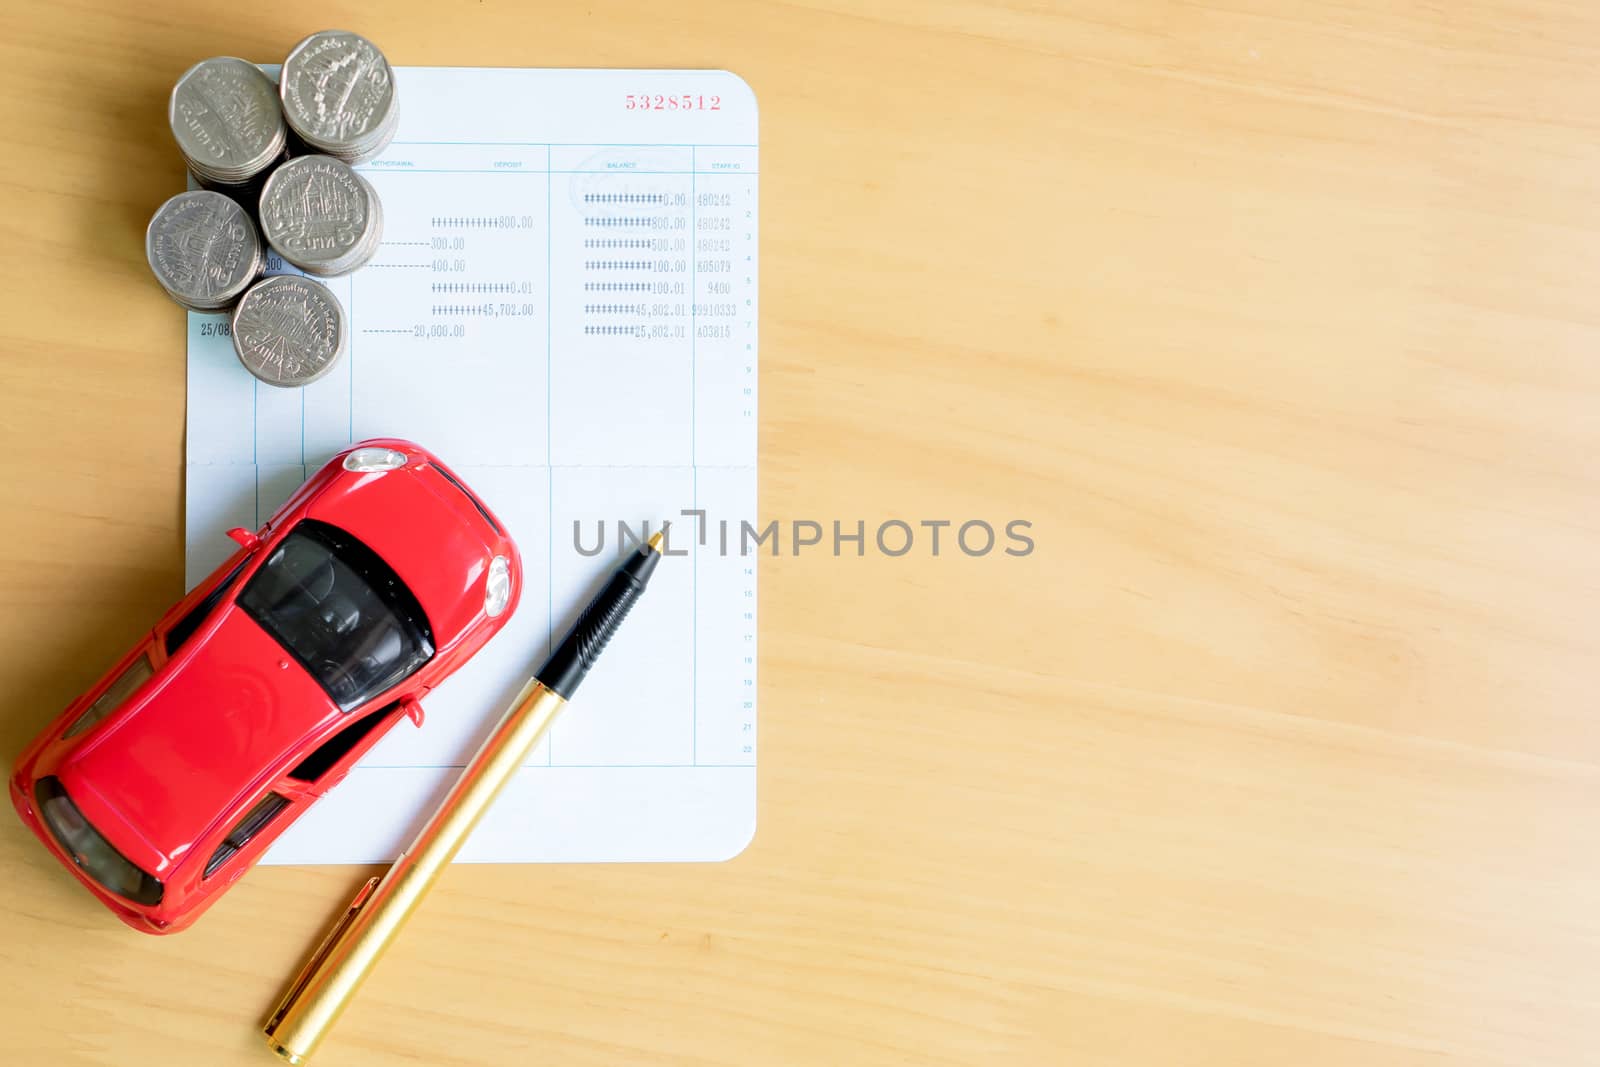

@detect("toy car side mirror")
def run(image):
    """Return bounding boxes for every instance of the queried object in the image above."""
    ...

[226,527,260,551]
[401,697,424,728]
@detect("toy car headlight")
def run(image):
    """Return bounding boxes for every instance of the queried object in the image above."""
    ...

[484,556,512,618]
[342,447,408,473]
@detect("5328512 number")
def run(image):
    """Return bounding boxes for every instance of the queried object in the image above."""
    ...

[625,94,721,111]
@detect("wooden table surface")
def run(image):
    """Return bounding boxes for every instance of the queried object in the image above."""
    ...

[3,1,1599,1064]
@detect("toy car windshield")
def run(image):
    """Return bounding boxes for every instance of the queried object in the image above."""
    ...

[238,519,435,712]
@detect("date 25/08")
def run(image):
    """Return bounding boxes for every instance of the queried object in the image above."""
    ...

[626,94,722,111]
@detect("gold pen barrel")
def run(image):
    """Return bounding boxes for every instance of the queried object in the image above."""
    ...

[263,679,568,1065]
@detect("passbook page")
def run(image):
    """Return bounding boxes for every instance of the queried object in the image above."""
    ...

[184,68,758,863]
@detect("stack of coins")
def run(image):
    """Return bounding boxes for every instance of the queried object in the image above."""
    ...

[230,275,347,388]
[169,58,288,188]
[145,191,267,312]
[259,155,383,276]
[279,31,400,165]
[149,32,399,387]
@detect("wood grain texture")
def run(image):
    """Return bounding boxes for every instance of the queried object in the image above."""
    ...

[1,1,1598,1063]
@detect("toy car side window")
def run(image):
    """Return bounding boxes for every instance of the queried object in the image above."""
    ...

[237,519,435,712]
[63,653,154,739]
[288,704,394,783]
[164,555,252,656]
[203,792,290,878]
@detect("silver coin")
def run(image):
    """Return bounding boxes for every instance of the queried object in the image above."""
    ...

[230,275,346,387]
[358,174,385,250]
[258,155,379,275]
[356,107,399,162]
[279,31,398,164]
[146,191,265,311]
[170,58,287,185]
[190,150,284,196]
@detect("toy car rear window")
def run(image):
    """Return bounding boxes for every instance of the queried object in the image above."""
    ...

[238,519,435,712]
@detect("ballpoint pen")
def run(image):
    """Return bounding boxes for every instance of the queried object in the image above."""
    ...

[263,529,667,1064]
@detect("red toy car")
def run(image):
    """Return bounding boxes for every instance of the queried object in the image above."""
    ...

[9,439,520,934]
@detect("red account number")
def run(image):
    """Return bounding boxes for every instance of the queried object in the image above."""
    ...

[625,94,722,111]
